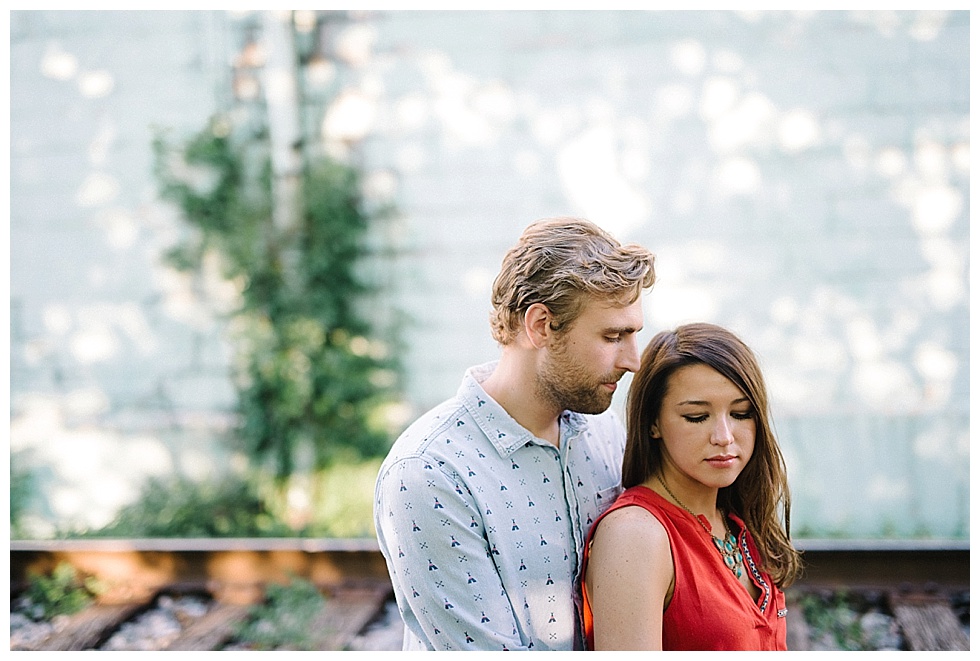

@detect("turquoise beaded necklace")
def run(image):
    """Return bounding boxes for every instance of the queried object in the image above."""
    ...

[656,473,744,579]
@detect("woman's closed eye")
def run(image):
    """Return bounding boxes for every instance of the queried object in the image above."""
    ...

[682,410,754,424]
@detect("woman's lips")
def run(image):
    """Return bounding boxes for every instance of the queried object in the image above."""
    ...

[705,455,737,468]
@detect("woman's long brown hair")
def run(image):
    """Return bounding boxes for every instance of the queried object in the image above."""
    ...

[623,322,802,587]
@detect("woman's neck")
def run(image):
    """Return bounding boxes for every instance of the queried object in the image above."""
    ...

[645,469,725,530]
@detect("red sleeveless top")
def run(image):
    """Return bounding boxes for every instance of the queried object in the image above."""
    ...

[582,486,787,650]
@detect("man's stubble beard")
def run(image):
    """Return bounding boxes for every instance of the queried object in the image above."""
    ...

[536,336,619,415]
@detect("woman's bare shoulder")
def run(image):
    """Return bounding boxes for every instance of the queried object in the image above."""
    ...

[592,503,670,550]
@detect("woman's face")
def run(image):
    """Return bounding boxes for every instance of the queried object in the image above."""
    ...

[652,362,756,491]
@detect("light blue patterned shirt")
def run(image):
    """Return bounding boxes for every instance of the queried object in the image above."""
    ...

[374,362,626,650]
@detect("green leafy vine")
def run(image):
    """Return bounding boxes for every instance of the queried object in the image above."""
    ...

[153,117,400,488]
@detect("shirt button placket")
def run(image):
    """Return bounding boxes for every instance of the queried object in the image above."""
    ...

[558,428,585,566]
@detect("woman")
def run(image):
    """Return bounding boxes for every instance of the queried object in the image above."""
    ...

[582,323,802,650]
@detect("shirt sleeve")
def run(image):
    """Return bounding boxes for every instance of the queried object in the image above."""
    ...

[376,454,530,651]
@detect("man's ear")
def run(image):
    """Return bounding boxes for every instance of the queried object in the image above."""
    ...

[523,303,553,349]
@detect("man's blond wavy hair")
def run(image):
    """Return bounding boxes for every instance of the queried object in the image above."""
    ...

[489,217,656,345]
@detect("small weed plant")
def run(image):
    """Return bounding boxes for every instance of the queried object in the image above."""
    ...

[20,562,105,621]
[798,590,874,650]
[234,576,329,650]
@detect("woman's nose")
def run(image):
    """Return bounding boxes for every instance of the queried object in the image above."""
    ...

[710,417,735,445]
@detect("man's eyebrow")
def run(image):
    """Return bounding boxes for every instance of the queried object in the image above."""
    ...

[604,325,641,334]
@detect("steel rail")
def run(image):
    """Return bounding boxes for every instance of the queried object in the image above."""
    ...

[11,537,970,602]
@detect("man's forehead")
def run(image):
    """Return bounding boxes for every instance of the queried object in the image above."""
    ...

[575,296,644,328]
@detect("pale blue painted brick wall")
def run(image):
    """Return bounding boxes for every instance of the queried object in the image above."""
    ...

[9,10,239,533]
[349,10,970,538]
[9,10,969,539]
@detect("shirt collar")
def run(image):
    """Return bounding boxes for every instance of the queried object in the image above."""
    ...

[459,361,589,456]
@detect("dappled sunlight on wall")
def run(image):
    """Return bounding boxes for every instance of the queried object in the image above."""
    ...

[314,9,968,538]
[557,125,650,237]
[35,302,158,366]
[75,172,121,207]
[10,9,968,539]
[10,392,232,535]
[11,11,238,534]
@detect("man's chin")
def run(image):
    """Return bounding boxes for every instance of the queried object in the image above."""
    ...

[567,394,614,415]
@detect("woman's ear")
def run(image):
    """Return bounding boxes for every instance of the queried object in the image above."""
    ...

[523,303,553,349]
[650,421,661,440]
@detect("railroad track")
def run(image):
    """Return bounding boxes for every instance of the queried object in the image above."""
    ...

[9,538,970,651]
[10,538,398,651]
[785,539,970,651]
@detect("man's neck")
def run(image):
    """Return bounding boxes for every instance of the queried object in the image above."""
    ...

[481,351,562,447]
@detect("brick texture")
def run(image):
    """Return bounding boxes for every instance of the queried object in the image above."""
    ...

[9,10,969,538]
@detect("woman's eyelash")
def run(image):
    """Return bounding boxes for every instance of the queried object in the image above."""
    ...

[682,411,754,423]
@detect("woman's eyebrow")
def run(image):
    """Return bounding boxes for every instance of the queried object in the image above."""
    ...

[676,397,750,407]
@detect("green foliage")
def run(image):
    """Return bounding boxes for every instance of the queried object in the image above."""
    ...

[21,562,105,621]
[153,118,401,484]
[233,576,328,650]
[798,590,873,651]
[10,453,35,539]
[80,476,296,538]
[300,459,383,538]
[67,460,380,540]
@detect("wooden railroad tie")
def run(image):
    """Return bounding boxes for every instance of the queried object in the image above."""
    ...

[33,603,147,651]
[888,591,969,651]
[164,604,253,651]
[26,581,394,651]
[309,583,395,651]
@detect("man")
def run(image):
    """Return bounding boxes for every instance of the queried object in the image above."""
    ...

[374,217,656,650]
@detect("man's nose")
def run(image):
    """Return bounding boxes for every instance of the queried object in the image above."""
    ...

[619,336,641,373]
